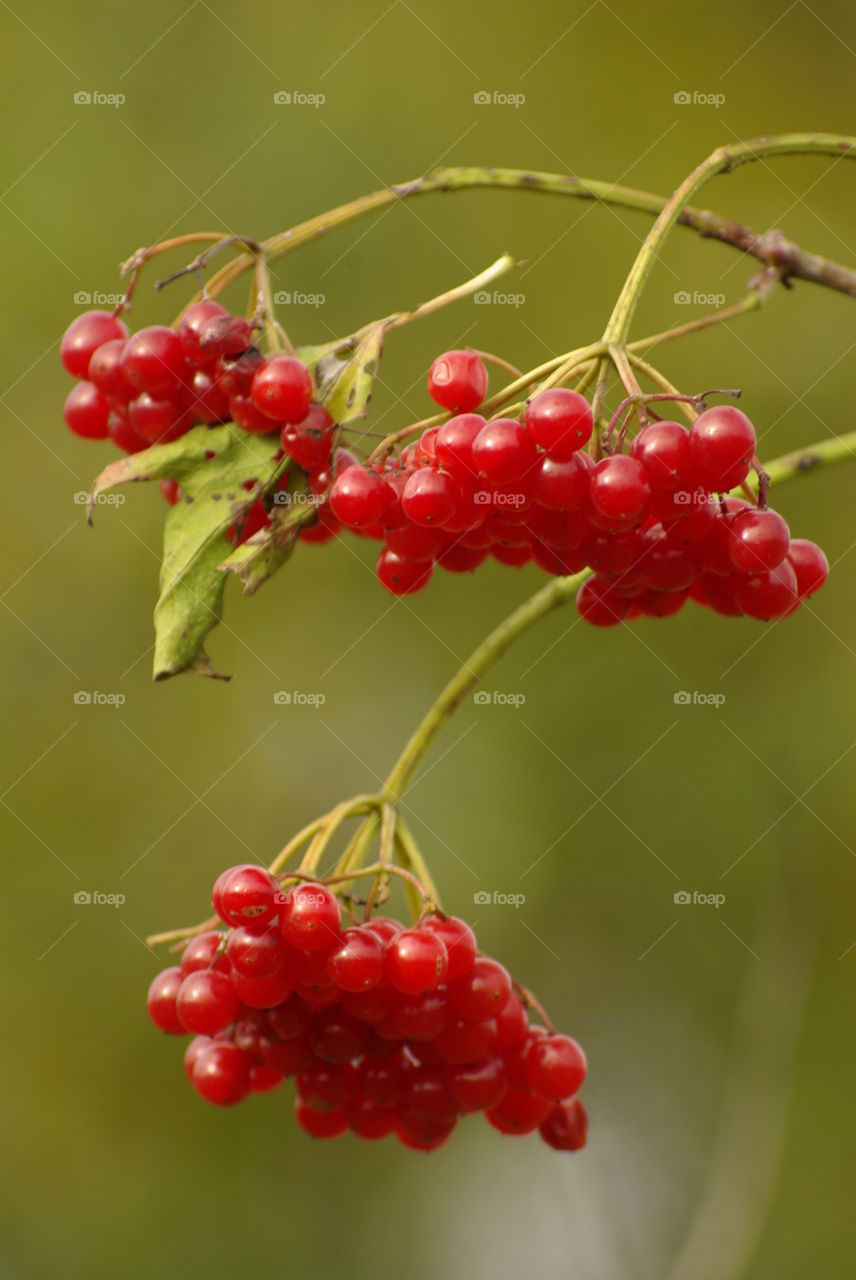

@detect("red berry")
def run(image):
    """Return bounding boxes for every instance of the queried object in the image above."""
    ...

[787,538,828,598]
[121,326,187,395]
[404,1067,459,1122]
[297,1061,356,1111]
[576,575,628,627]
[348,1098,397,1139]
[376,549,433,595]
[386,928,449,994]
[226,924,289,978]
[188,368,230,424]
[539,1098,588,1150]
[108,412,148,454]
[88,338,132,401]
[434,1015,497,1064]
[726,507,790,573]
[176,969,239,1035]
[589,455,650,524]
[295,1098,349,1138]
[329,467,389,528]
[402,467,459,526]
[355,1053,407,1108]
[525,389,593,457]
[308,1008,370,1064]
[395,1111,457,1150]
[146,966,185,1034]
[486,1088,553,1134]
[129,392,192,444]
[229,393,279,434]
[63,382,111,439]
[191,1042,252,1106]
[178,300,229,364]
[524,1033,587,1100]
[494,996,529,1049]
[281,404,335,469]
[278,882,341,952]
[689,406,756,492]
[533,452,591,511]
[250,356,313,424]
[215,864,279,931]
[326,926,385,992]
[449,1054,508,1112]
[427,350,488,412]
[180,931,228,975]
[434,414,485,480]
[422,915,476,982]
[629,421,693,491]
[61,310,128,378]
[250,1063,284,1093]
[232,968,294,1010]
[472,419,537,484]
[733,558,799,619]
[448,956,511,1020]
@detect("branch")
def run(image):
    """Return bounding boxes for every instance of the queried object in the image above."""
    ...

[189,152,856,306]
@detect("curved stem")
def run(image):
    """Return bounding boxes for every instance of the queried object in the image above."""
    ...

[603,133,856,347]
[381,568,591,803]
[193,153,856,304]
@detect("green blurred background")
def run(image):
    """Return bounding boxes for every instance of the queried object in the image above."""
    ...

[3,1,856,1275]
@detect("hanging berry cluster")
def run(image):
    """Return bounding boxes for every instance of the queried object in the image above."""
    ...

[147,864,587,1153]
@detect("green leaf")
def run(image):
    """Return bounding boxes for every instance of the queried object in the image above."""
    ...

[89,424,287,681]
[219,472,316,596]
[310,323,385,426]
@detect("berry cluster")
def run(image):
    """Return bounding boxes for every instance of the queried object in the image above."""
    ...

[60,305,316,449]
[61,323,828,620]
[324,352,827,620]
[147,864,588,1153]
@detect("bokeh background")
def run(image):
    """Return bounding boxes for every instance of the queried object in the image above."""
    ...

[3,1,856,1276]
